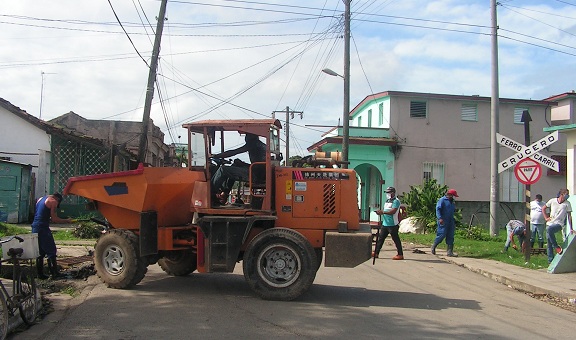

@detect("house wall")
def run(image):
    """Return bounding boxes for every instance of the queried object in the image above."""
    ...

[0,106,51,198]
[343,92,568,227]
[387,95,564,208]
[50,113,169,167]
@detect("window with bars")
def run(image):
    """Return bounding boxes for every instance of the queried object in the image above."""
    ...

[423,162,444,184]
[357,116,362,127]
[461,103,478,121]
[410,101,427,118]
[500,168,522,202]
[379,103,384,125]
[547,155,567,176]
[514,107,528,124]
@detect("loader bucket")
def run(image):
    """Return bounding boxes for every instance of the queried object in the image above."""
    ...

[64,164,205,229]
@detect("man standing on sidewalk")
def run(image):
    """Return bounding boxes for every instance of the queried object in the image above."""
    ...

[372,187,404,260]
[542,189,574,264]
[530,194,546,249]
[432,188,459,257]
[32,193,73,279]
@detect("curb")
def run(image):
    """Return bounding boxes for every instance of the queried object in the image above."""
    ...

[443,257,573,300]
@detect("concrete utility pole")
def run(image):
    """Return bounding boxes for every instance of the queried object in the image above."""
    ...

[272,106,303,162]
[342,0,351,169]
[490,0,500,236]
[137,0,168,165]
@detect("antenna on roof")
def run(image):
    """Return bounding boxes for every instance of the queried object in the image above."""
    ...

[39,71,56,119]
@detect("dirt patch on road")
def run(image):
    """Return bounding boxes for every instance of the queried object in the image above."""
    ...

[34,245,99,322]
[525,292,576,314]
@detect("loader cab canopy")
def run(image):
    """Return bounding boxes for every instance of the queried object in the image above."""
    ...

[182,119,282,210]
[182,119,282,167]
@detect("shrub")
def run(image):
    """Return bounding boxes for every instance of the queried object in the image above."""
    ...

[399,179,463,233]
[457,225,493,241]
[72,222,102,239]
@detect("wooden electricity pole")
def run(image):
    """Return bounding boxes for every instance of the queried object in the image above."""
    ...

[137,0,168,165]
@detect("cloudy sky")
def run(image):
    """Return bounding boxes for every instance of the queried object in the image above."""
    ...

[2,0,576,156]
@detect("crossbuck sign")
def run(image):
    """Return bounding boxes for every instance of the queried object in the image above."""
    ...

[497,131,560,173]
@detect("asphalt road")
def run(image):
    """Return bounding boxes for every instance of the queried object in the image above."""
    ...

[15,248,576,339]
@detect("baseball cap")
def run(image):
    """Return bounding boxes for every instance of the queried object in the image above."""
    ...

[446,189,459,197]
[385,186,396,193]
[52,192,63,208]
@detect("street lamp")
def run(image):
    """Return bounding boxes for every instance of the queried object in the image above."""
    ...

[322,68,350,168]
[322,68,343,79]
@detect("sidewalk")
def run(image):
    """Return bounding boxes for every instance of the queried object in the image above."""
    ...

[424,248,576,301]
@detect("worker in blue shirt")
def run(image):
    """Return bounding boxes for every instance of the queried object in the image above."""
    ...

[32,193,72,279]
[431,189,459,257]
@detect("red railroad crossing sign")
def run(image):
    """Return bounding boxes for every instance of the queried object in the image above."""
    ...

[514,158,542,185]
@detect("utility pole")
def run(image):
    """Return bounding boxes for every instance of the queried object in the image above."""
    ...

[137,0,168,165]
[489,0,500,236]
[342,0,351,169]
[272,106,303,163]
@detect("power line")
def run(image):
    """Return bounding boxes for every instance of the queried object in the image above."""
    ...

[499,35,576,57]
[500,3,576,39]
[106,0,149,67]
[554,0,576,7]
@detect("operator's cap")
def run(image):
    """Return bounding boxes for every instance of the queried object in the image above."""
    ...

[446,189,459,197]
[385,186,396,193]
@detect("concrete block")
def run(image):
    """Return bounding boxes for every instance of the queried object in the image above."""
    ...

[324,231,371,268]
[548,233,576,273]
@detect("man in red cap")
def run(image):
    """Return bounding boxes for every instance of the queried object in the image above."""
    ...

[431,188,459,257]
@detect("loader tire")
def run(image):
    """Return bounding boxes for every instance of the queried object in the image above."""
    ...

[243,228,317,301]
[94,229,148,289]
[315,248,323,271]
[158,250,197,276]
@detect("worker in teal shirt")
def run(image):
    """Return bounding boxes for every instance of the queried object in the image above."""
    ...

[372,187,404,260]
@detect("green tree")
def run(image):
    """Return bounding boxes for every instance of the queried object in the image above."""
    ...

[399,179,462,233]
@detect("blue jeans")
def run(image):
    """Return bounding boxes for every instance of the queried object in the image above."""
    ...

[504,224,514,250]
[546,224,563,263]
[530,223,545,245]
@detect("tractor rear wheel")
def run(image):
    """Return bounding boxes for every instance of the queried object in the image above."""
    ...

[158,250,197,276]
[243,228,317,301]
[94,229,148,289]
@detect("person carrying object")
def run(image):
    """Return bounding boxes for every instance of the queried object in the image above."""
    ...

[32,193,73,279]
[372,187,404,260]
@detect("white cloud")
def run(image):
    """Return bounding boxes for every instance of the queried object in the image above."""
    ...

[1,0,575,156]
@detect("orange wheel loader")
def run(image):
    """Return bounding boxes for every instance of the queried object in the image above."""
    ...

[64,119,371,301]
